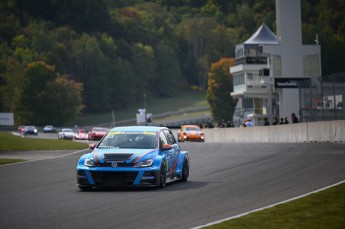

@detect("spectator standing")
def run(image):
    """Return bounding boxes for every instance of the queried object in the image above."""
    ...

[226,121,234,127]
[264,117,270,126]
[291,113,299,123]
[279,117,284,124]
[284,117,289,124]
[245,119,254,127]
[272,118,278,125]
[217,121,224,128]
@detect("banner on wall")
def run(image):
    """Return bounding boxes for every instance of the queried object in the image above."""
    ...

[0,113,14,126]
[274,78,311,88]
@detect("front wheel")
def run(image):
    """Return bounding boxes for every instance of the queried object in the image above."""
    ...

[158,162,167,189]
[78,186,92,191]
[181,158,189,182]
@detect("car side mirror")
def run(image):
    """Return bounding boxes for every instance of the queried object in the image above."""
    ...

[162,143,172,150]
[89,143,96,149]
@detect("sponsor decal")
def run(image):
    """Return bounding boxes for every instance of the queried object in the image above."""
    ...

[132,149,155,163]
[142,176,155,180]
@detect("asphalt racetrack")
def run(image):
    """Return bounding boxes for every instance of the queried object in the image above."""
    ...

[1,142,345,229]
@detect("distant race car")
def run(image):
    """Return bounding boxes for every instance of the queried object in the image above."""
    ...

[23,126,38,135]
[77,126,190,190]
[58,128,74,140]
[177,125,204,142]
[18,126,25,134]
[75,129,88,140]
[88,127,108,141]
[43,125,56,133]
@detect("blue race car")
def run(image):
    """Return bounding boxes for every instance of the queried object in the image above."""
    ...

[77,126,189,190]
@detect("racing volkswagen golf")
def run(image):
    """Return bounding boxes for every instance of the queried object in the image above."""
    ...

[77,126,189,190]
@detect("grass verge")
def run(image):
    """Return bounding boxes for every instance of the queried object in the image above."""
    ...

[0,132,88,151]
[75,91,208,126]
[206,182,345,229]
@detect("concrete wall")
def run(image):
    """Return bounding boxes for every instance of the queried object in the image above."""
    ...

[204,120,345,143]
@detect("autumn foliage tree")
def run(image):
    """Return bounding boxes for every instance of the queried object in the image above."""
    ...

[18,61,83,126]
[207,58,236,122]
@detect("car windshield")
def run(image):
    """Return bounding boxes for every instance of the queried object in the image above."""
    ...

[93,128,107,132]
[98,131,157,149]
[62,129,73,132]
[185,127,200,131]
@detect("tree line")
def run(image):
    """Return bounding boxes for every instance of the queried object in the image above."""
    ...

[0,0,344,125]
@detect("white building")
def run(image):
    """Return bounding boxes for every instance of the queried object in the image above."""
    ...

[230,0,321,126]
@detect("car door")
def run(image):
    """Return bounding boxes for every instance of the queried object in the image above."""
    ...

[163,129,180,177]
[159,131,175,178]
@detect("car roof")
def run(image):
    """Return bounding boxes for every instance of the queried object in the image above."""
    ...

[109,126,167,132]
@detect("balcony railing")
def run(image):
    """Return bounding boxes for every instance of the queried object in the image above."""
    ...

[235,56,268,65]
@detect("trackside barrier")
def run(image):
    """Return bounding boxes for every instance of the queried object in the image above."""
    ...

[204,120,345,143]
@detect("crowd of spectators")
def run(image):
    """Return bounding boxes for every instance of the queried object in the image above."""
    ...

[198,112,299,128]
[200,119,235,129]
[272,113,299,125]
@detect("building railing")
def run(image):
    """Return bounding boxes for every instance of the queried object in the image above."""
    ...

[233,78,268,93]
[235,56,268,65]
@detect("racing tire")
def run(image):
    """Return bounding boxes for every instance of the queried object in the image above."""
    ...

[78,186,92,191]
[181,158,189,182]
[158,162,167,189]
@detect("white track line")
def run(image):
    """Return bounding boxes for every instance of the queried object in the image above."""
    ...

[0,148,89,166]
[191,179,345,229]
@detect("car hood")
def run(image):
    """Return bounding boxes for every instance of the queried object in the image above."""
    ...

[61,132,74,135]
[87,148,158,163]
[77,132,88,136]
[92,131,107,134]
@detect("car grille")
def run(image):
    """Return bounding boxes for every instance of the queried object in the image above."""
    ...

[103,153,133,161]
[95,162,135,167]
[90,171,138,186]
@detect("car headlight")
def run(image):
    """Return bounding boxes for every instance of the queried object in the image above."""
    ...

[84,158,96,167]
[134,159,154,168]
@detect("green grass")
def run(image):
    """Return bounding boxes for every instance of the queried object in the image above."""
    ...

[206,182,345,229]
[0,158,26,165]
[154,110,211,123]
[75,91,208,126]
[0,132,88,151]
